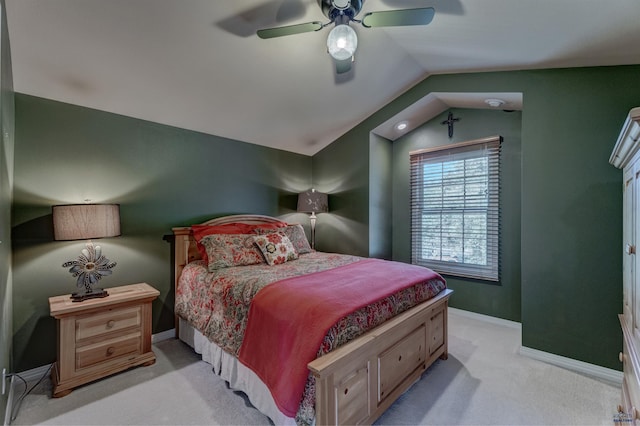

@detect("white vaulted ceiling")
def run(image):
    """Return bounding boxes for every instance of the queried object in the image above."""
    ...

[6,0,640,155]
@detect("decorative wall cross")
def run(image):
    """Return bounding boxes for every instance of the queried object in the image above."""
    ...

[441,112,460,137]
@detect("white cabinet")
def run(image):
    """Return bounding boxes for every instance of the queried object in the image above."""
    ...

[610,107,640,424]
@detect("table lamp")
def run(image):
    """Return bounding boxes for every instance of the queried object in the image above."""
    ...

[53,204,120,302]
[297,189,328,249]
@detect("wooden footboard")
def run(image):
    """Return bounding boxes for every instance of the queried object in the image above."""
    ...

[308,288,452,426]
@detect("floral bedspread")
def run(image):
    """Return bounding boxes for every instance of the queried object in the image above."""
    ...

[175,252,447,425]
[176,252,362,354]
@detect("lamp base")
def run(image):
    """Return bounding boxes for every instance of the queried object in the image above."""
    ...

[310,212,317,249]
[71,289,109,302]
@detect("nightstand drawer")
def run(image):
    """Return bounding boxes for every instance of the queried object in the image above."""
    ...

[76,306,141,341]
[76,332,142,369]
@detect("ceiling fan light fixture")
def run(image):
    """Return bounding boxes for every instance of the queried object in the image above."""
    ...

[331,0,350,10]
[327,24,357,61]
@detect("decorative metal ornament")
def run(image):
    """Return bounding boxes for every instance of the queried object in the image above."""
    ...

[62,241,116,301]
[441,112,460,138]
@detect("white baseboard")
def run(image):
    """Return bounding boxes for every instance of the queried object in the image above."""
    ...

[152,328,175,344]
[3,375,15,426]
[13,328,176,386]
[519,345,623,385]
[449,307,522,330]
[449,307,622,385]
[2,327,178,425]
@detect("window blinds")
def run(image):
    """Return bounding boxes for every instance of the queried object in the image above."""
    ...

[410,136,501,281]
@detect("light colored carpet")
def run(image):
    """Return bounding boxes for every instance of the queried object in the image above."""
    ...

[10,311,620,425]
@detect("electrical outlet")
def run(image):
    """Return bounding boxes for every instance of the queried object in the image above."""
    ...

[1,368,6,395]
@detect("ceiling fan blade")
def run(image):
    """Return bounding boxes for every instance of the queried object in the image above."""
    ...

[361,7,435,28]
[335,58,352,74]
[257,21,323,39]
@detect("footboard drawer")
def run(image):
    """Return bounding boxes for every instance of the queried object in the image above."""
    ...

[378,325,426,403]
[429,306,445,357]
[332,360,371,425]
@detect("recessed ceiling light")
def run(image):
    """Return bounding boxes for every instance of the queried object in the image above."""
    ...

[485,98,505,108]
[395,121,408,131]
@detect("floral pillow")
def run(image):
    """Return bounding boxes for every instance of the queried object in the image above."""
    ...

[192,221,287,264]
[199,233,266,271]
[255,224,313,254]
[252,232,299,266]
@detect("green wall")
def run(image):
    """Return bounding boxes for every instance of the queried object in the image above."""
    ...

[369,134,392,259]
[0,0,14,417]
[311,122,370,256]
[12,94,312,371]
[392,108,522,322]
[10,64,640,374]
[314,65,640,370]
[518,68,632,369]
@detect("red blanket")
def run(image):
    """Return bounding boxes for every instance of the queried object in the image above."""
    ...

[237,258,445,417]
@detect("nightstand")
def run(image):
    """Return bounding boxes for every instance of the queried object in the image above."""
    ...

[49,282,160,397]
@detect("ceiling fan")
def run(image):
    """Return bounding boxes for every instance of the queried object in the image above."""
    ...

[257,0,435,74]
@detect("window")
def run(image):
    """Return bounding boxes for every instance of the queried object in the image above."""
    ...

[410,136,501,281]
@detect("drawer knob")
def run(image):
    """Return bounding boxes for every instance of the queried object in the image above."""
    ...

[106,320,115,328]
[106,347,115,356]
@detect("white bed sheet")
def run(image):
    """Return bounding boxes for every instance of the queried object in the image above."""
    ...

[178,317,297,426]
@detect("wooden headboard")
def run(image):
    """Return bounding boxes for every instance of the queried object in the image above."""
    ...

[171,214,286,289]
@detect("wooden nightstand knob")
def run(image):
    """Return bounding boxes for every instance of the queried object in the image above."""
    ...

[106,320,116,329]
[106,347,115,356]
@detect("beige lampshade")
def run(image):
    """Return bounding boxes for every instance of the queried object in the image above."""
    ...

[297,189,328,213]
[53,204,121,241]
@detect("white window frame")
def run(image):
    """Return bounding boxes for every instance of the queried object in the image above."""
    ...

[410,136,501,281]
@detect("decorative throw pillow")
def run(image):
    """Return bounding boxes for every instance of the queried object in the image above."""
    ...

[199,233,266,271]
[253,232,299,266]
[255,224,313,254]
[192,221,287,264]
[283,224,313,254]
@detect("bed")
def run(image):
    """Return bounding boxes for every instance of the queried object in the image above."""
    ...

[171,214,452,425]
